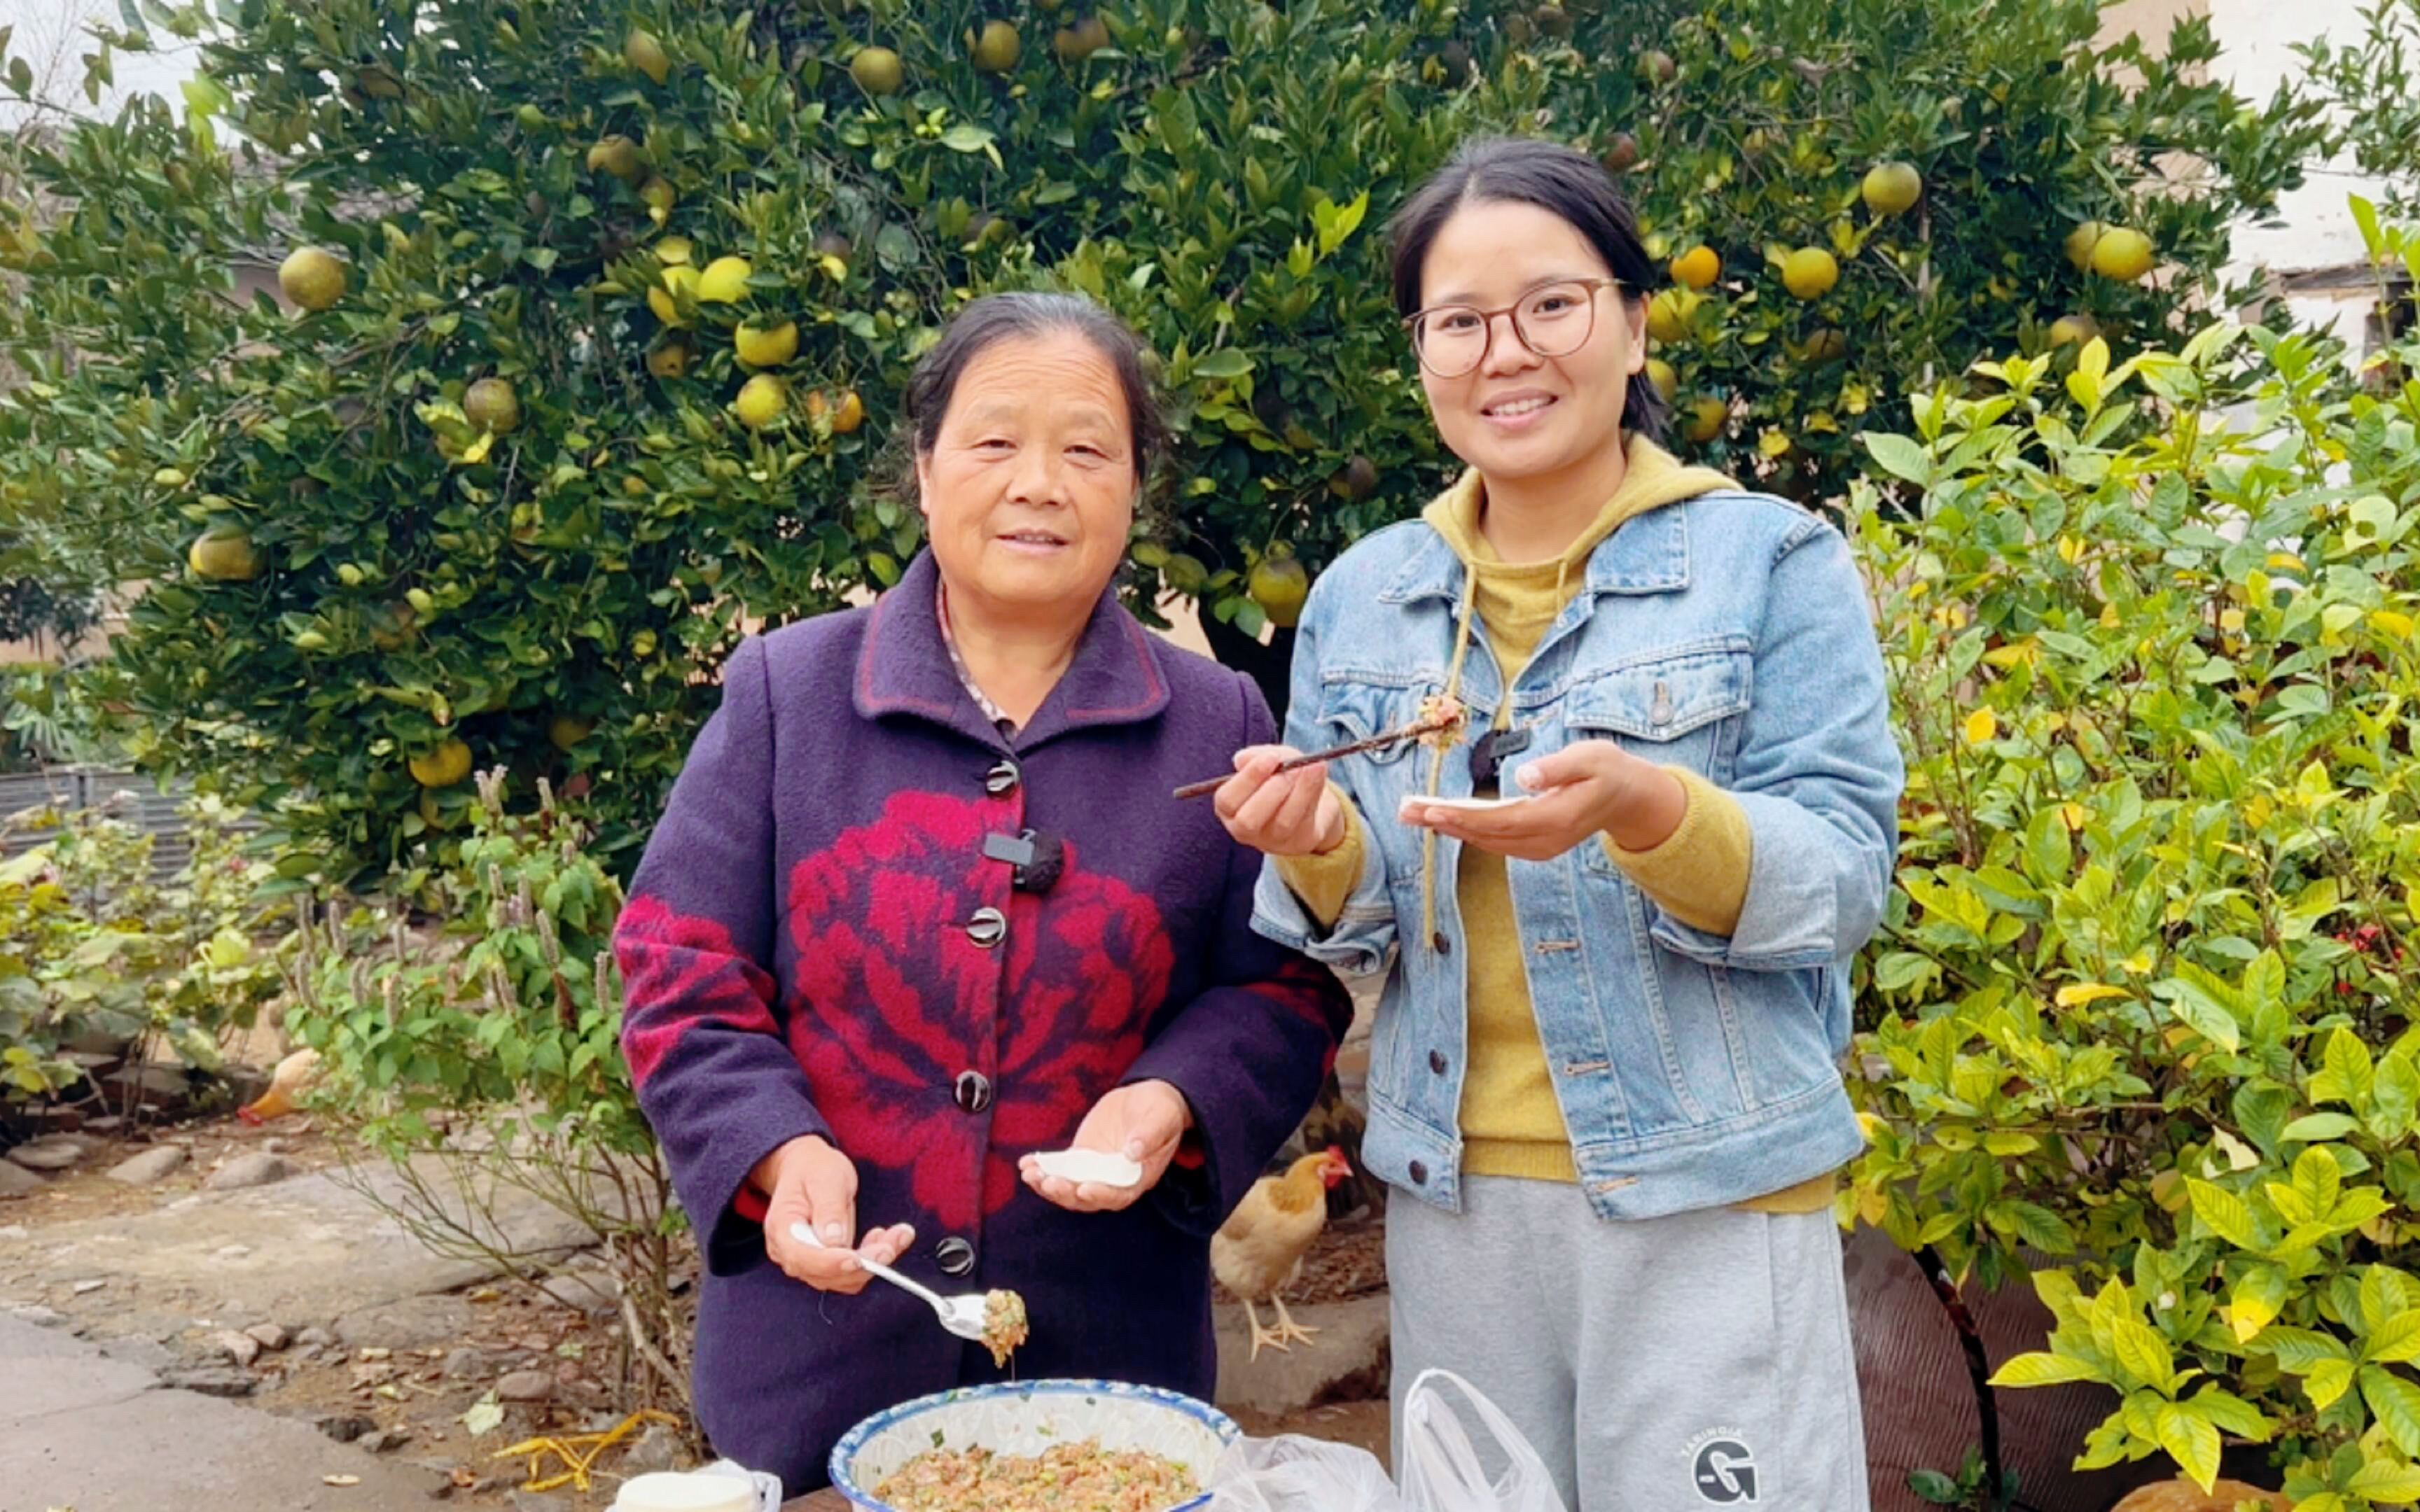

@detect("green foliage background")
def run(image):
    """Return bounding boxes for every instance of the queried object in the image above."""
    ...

[0,0,2320,883]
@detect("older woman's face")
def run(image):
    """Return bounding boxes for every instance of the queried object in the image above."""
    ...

[916,331,1136,618]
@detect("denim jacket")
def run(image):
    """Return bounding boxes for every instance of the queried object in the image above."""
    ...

[1251,490,1903,1221]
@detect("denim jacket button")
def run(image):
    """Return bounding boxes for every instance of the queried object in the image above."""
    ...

[1428,1050,1448,1075]
[1431,931,1452,955]
[1407,1161,1430,1186]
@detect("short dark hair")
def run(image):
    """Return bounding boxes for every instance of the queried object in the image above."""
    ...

[1386,136,1667,442]
[903,292,1169,484]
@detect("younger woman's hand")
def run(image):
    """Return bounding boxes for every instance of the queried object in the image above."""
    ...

[1214,747,1345,858]
[1398,740,1685,860]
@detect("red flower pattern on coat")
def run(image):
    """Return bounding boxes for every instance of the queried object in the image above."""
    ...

[785,791,1175,1231]
[616,895,780,1088]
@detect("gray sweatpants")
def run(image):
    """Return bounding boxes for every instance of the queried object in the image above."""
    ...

[1389,1176,1869,1512]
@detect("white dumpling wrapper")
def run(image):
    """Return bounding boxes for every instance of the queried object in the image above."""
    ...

[1031,1148,1145,1188]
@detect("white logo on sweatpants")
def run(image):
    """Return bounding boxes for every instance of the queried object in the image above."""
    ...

[1685,1427,1759,1504]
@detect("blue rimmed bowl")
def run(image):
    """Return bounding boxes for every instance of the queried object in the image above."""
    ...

[828,1378,1239,1511]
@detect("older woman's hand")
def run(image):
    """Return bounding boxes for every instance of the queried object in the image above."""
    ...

[755,1134,917,1294]
[1214,746,1345,858]
[1020,1080,1193,1213]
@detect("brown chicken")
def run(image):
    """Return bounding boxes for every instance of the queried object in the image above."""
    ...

[2109,1479,2289,1512]
[236,1046,321,1124]
[1211,1146,1353,1361]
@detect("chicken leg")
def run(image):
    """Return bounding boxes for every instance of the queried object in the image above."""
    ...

[1267,1294,1321,1351]
[1242,1299,1293,1362]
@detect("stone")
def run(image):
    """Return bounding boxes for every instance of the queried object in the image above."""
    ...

[1213,1295,1393,1417]
[0,1224,29,1240]
[204,1152,296,1191]
[361,1426,413,1454]
[6,1139,83,1171]
[106,1145,189,1186]
[80,1114,125,1135]
[71,1278,108,1295]
[10,1304,68,1329]
[511,1492,570,1512]
[296,1325,336,1348]
[333,1294,475,1351]
[0,1161,45,1198]
[317,1413,377,1443]
[211,1329,261,1368]
[212,1243,253,1262]
[494,1368,555,1402]
[621,1420,684,1475]
[160,1364,257,1396]
[441,1347,487,1380]
[242,1321,289,1351]
[535,1265,618,1316]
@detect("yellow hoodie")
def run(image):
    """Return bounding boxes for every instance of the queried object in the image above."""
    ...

[1278,436,1833,1212]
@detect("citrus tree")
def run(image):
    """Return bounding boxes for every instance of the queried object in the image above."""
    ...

[1848,238,2420,1506]
[0,0,2323,879]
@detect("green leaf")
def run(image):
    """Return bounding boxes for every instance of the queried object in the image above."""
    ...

[2365,1366,2420,1456]
[2004,1200,2076,1255]
[939,123,997,154]
[2283,1112,2360,1143]
[2347,1459,2420,1502]
[2308,1357,2357,1410]
[1192,349,1253,382]
[1989,1351,2104,1388]
[2370,1311,2420,1366]
[2155,1401,2221,1492]
[2155,976,2242,1053]
[2187,1178,2262,1252]
[2112,1315,2176,1392]
[1862,432,1933,485]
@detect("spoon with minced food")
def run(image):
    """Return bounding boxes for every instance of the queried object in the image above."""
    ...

[789,1222,1023,1352]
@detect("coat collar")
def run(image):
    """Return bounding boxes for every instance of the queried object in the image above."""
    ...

[1380,481,1695,606]
[852,549,1170,749]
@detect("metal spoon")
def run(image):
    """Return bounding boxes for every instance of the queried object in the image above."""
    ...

[790,1221,989,1343]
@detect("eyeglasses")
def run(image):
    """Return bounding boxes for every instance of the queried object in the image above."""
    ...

[1403,277,1624,379]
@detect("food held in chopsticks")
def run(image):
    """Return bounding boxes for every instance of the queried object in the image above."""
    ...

[1171,693,1469,799]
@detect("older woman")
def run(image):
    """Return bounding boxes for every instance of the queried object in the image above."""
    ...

[613,293,1351,1492]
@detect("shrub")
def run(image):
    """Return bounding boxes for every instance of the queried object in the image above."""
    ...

[1849,237,2420,1503]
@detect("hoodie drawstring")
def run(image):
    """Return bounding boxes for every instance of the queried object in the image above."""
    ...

[1421,569,1482,953]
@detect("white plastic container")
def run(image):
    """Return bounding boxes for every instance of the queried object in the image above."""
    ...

[611,1471,760,1512]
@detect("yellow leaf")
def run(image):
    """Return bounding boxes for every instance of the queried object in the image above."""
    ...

[2122,949,2156,975]
[2057,983,2129,1008]
[2372,610,2414,639]
[2057,535,2084,565]
[1963,709,1998,746]
[459,429,496,466]
[2268,551,2306,573]
[2063,803,2092,833]
[1982,641,2038,668]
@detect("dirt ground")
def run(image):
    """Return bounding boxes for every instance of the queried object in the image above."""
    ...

[5,1107,1393,1508]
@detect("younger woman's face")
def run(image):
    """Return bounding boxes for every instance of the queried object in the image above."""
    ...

[1413,198,1646,488]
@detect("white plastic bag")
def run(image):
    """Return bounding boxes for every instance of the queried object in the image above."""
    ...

[1209,1433,1405,1512]
[1398,1369,1570,1512]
